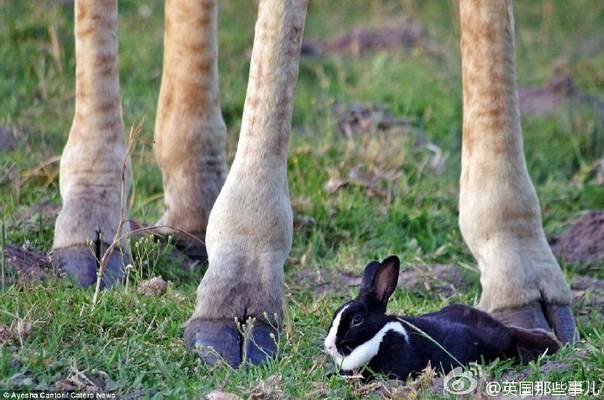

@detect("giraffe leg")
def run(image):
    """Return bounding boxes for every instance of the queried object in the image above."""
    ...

[153,0,227,259]
[52,0,130,289]
[458,0,577,343]
[184,0,308,367]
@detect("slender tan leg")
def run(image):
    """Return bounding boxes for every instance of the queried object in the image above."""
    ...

[459,0,576,342]
[184,0,308,367]
[154,0,227,256]
[52,0,130,288]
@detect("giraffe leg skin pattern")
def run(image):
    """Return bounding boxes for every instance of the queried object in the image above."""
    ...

[152,0,227,262]
[184,0,307,366]
[52,0,130,289]
[458,0,577,343]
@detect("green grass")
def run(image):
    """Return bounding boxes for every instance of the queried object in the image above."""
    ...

[1,0,604,398]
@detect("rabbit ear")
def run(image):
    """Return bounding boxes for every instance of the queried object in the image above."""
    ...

[359,256,400,311]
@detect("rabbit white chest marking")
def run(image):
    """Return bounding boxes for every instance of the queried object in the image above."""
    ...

[326,316,409,371]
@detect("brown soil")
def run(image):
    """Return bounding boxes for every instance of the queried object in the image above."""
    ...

[398,264,471,298]
[332,102,417,138]
[550,211,604,265]
[291,263,470,299]
[302,19,425,57]
[519,75,604,117]
[3,243,53,283]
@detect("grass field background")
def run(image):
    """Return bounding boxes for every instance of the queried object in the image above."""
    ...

[1,0,603,398]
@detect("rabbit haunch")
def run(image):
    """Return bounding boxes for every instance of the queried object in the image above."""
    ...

[324,256,561,380]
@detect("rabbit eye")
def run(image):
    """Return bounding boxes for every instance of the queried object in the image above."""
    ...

[352,315,363,326]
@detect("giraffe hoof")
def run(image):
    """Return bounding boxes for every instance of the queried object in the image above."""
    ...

[492,301,578,344]
[543,304,578,344]
[184,319,242,368]
[245,319,279,365]
[172,237,207,262]
[184,318,279,367]
[51,245,128,289]
[142,221,207,262]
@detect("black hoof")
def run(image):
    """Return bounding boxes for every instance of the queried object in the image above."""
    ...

[184,318,279,368]
[51,245,128,289]
[244,319,279,365]
[184,319,242,368]
[543,304,578,344]
[172,237,207,263]
[142,223,207,262]
[493,301,578,344]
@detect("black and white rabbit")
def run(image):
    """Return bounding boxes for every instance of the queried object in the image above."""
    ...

[324,255,561,380]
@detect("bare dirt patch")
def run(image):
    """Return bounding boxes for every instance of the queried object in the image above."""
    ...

[332,102,417,138]
[398,264,471,298]
[291,264,470,299]
[290,267,361,296]
[323,165,402,198]
[325,22,424,56]
[302,19,426,57]
[519,75,604,117]
[3,243,53,283]
[550,210,604,265]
